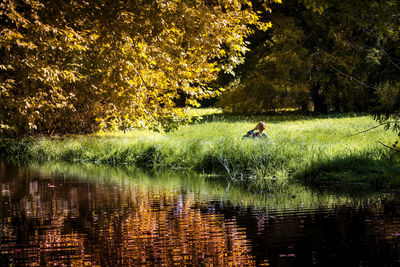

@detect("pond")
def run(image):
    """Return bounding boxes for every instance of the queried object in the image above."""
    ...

[0,161,399,266]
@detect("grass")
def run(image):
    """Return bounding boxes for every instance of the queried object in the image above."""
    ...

[1,109,400,191]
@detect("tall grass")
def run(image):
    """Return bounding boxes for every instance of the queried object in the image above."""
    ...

[1,110,399,190]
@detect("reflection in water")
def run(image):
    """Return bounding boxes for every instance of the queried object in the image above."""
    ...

[0,162,399,266]
[0,162,255,266]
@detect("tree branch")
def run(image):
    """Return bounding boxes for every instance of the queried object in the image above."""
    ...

[325,61,378,91]
[378,141,400,152]
[376,44,400,71]
[347,121,398,137]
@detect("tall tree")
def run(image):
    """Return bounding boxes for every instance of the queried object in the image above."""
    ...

[217,0,399,115]
[0,0,277,135]
[217,12,312,113]
[302,0,400,145]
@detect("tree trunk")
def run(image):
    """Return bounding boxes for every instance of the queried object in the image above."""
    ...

[310,85,328,113]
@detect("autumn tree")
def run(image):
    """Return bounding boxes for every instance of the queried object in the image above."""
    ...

[0,0,277,135]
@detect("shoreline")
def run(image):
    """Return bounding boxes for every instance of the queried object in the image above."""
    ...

[1,114,399,191]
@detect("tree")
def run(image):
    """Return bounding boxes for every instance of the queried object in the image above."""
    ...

[301,0,400,145]
[217,12,312,113]
[0,0,277,135]
[217,0,381,114]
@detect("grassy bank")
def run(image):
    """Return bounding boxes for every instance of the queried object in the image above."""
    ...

[1,110,400,191]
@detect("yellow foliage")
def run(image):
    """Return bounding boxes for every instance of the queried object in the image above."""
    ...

[0,0,278,135]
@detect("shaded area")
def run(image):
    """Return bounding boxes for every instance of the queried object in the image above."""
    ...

[298,154,400,192]
[219,201,400,266]
[193,112,369,124]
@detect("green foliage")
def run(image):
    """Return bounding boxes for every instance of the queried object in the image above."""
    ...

[218,15,312,113]
[374,81,400,146]
[218,0,400,115]
[0,0,277,136]
[375,82,400,116]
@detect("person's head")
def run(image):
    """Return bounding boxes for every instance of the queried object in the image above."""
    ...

[255,121,266,132]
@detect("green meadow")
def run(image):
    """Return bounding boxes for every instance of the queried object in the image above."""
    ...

[1,109,400,191]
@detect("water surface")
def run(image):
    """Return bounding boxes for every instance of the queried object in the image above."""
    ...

[0,162,399,266]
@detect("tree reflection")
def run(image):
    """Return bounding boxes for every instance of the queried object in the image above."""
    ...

[0,163,256,266]
[1,162,399,266]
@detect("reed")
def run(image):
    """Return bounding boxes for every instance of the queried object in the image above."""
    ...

[1,110,399,190]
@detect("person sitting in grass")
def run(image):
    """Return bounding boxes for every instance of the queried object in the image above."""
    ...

[243,121,269,139]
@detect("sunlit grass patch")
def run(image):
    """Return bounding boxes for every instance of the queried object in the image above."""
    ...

[184,107,223,117]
